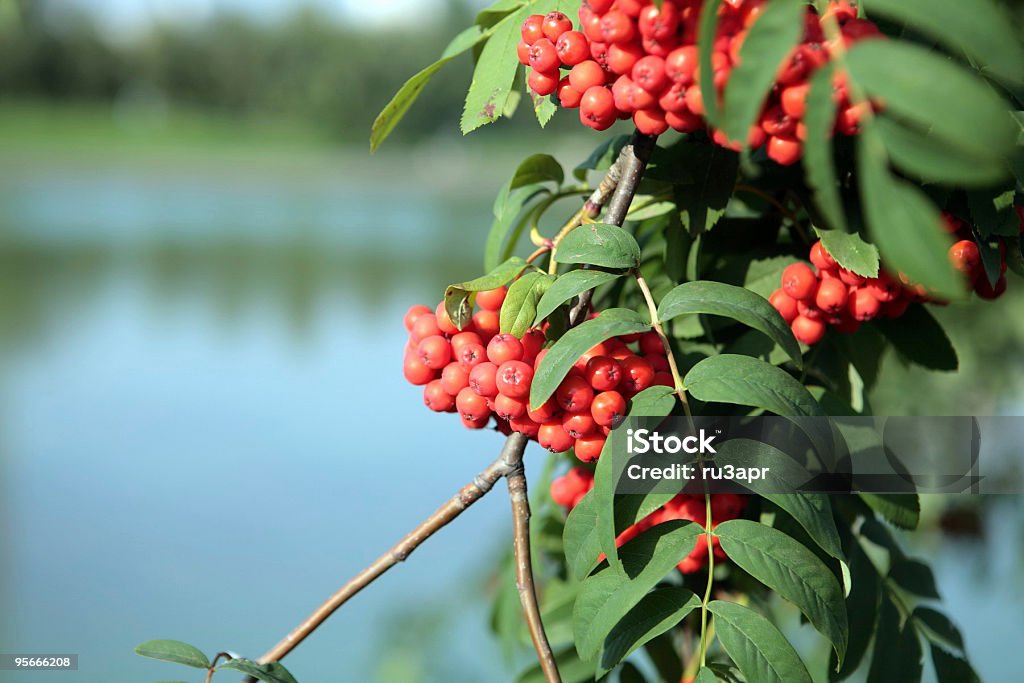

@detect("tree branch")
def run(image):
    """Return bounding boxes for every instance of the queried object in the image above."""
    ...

[506,452,561,683]
[568,131,658,327]
[251,433,530,670]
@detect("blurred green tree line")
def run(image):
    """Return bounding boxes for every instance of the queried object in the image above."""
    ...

[0,0,493,143]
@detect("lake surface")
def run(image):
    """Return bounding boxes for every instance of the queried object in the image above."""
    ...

[1,148,1021,682]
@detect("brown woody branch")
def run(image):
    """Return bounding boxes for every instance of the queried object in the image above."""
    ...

[507,454,561,683]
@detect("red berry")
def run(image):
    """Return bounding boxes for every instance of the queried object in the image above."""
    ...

[633,107,668,135]
[607,42,644,75]
[450,331,483,355]
[539,420,575,452]
[494,393,528,420]
[574,433,606,462]
[521,328,546,363]
[461,414,490,430]
[838,268,866,287]
[848,288,881,321]
[684,85,704,115]
[809,241,838,272]
[620,355,655,395]
[781,263,818,301]
[791,315,826,345]
[403,354,435,386]
[557,374,595,412]
[456,342,487,370]
[527,397,559,423]
[542,11,573,41]
[780,83,809,118]
[529,38,561,73]
[666,108,702,132]
[469,361,499,397]
[417,335,452,369]
[522,14,545,44]
[435,302,460,334]
[638,331,665,355]
[591,390,627,427]
[528,68,561,96]
[599,11,635,43]
[949,240,981,274]
[456,386,490,421]
[403,304,432,332]
[797,299,824,321]
[632,55,669,94]
[496,360,534,399]
[866,273,901,302]
[584,0,614,13]
[766,135,802,165]
[424,380,455,412]
[815,277,849,314]
[509,415,540,437]
[440,363,470,395]
[556,30,591,66]
[580,86,617,130]
[563,411,597,438]
[665,46,699,85]
[769,289,799,323]
[476,287,507,311]
[569,60,606,92]
[472,309,500,339]
[411,313,442,341]
[559,76,584,107]
[517,40,531,66]
[760,105,796,137]
[585,356,622,391]
[638,2,678,41]
[487,334,525,365]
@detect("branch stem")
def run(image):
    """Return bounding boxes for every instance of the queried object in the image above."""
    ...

[507,457,561,682]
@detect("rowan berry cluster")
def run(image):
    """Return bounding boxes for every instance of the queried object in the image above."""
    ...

[770,226,1012,346]
[403,289,674,458]
[519,0,879,165]
[551,466,747,574]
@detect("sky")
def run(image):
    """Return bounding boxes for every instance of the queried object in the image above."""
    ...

[64,0,451,37]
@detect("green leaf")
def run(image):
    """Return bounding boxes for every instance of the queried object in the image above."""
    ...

[684,354,823,417]
[444,257,531,328]
[573,521,702,660]
[721,0,805,144]
[676,143,739,235]
[563,491,604,581]
[930,644,980,683]
[860,493,920,530]
[874,305,958,371]
[814,229,879,278]
[596,587,701,677]
[461,10,525,134]
[697,0,725,125]
[862,0,1024,88]
[889,559,940,599]
[593,436,619,573]
[831,539,881,681]
[533,90,559,127]
[694,668,718,683]
[574,135,630,181]
[968,187,1019,239]
[216,659,298,683]
[509,153,565,190]
[134,641,210,669]
[845,40,1017,162]
[534,270,623,326]
[628,385,678,418]
[500,271,554,337]
[657,281,802,367]
[713,440,843,561]
[913,607,964,652]
[715,520,848,665]
[708,601,813,683]
[804,64,847,232]
[531,309,651,407]
[856,130,963,300]
[371,25,484,151]
[556,223,642,270]
[875,116,1010,188]
[645,634,685,683]
[866,596,923,683]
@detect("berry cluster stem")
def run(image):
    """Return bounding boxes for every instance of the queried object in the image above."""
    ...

[633,272,692,418]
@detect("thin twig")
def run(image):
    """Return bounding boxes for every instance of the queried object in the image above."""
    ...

[506,454,561,682]
[568,132,658,327]
[251,433,530,670]
[634,272,692,418]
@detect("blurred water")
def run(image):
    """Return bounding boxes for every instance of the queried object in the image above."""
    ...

[0,155,1021,683]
